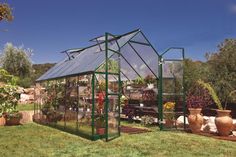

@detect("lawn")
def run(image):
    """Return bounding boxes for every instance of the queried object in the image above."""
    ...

[17,103,35,111]
[0,123,236,157]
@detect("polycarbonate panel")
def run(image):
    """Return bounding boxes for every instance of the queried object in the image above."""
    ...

[163,61,183,79]
[116,31,139,48]
[129,32,149,44]
[37,30,139,82]
[129,42,159,76]
[162,49,184,60]
[120,56,139,80]
[120,44,154,79]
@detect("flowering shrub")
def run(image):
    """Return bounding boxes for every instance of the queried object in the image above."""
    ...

[0,69,20,118]
[163,102,175,120]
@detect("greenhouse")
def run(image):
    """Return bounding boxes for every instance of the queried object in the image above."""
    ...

[34,29,185,141]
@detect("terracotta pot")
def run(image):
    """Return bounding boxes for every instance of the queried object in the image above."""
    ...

[188,108,203,133]
[215,110,233,136]
[165,119,174,128]
[6,117,21,126]
[0,116,6,126]
[96,127,105,135]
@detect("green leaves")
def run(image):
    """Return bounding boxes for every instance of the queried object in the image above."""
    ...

[197,80,223,110]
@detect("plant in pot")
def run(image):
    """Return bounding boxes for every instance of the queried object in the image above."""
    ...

[5,109,23,125]
[0,107,6,126]
[133,77,145,88]
[120,95,128,113]
[198,80,235,136]
[41,104,62,123]
[186,82,213,133]
[144,75,156,89]
[0,81,21,126]
[95,115,106,135]
[163,102,176,128]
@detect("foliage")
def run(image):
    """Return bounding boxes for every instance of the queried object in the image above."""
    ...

[224,90,236,110]
[0,68,19,85]
[141,115,155,126]
[31,63,55,82]
[163,102,175,120]
[0,84,20,118]
[95,115,105,128]
[144,75,156,84]
[197,80,223,110]
[120,95,128,107]
[184,59,210,92]
[17,77,32,88]
[133,76,145,85]
[0,43,33,87]
[207,39,236,104]
[5,110,23,120]
[98,81,106,92]
[0,3,13,22]
[186,81,213,108]
[98,59,119,73]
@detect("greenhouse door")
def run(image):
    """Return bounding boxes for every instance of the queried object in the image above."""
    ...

[105,73,120,141]
[104,32,121,141]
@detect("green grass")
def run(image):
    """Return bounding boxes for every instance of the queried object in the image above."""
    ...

[17,104,34,111]
[0,123,236,157]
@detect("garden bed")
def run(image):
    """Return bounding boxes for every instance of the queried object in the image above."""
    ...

[120,125,151,134]
[194,132,236,142]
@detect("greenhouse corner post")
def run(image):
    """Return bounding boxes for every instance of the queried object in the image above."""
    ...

[158,56,163,130]
[182,48,186,130]
[92,73,95,139]
[105,32,109,141]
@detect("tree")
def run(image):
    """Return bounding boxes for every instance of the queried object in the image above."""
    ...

[0,43,33,87]
[0,3,13,22]
[207,39,236,103]
[184,59,210,92]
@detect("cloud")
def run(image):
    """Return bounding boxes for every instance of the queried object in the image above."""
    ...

[229,4,236,14]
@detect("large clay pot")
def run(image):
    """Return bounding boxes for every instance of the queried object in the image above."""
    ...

[0,116,6,126]
[215,110,233,136]
[188,108,203,133]
[6,117,21,126]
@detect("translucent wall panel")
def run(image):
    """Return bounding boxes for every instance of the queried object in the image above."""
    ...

[94,74,106,136]
[120,44,154,79]
[130,32,149,44]
[129,42,159,75]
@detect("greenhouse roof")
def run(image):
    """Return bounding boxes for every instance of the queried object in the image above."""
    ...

[37,29,160,82]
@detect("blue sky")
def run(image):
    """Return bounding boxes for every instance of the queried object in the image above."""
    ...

[0,0,236,64]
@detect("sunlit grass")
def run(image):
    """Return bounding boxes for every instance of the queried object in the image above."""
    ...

[17,103,34,111]
[0,123,235,157]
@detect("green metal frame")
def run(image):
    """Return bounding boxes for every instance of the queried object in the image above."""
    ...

[158,47,185,131]
[34,29,186,141]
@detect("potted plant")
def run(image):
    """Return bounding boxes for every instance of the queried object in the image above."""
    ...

[163,102,176,127]
[0,112,6,126]
[5,110,23,125]
[133,77,145,88]
[41,104,62,123]
[95,115,106,135]
[198,80,234,136]
[0,77,21,126]
[144,75,156,89]
[186,81,213,133]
